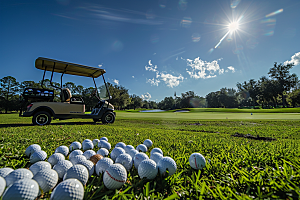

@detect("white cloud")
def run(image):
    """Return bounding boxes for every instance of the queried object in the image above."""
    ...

[146,78,160,86]
[227,66,235,73]
[145,60,184,88]
[141,92,151,101]
[113,79,119,85]
[186,57,230,79]
[145,60,158,72]
[132,76,135,78]
[284,52,300,66]
[160,73,184,88]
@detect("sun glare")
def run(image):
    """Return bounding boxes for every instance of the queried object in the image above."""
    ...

[228,21,239,32]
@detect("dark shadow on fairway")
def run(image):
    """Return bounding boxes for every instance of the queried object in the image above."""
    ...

[0,122,103,128]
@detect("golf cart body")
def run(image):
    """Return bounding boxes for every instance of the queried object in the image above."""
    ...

[20,57,116,125]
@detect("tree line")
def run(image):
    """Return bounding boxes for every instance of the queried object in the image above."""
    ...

[1,62,299,113]
[205,62,300,108]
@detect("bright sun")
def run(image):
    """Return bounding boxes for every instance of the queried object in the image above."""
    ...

[228,21,239,32]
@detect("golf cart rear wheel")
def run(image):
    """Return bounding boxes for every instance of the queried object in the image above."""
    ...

[101,112,115,124]
[32,111,51,125]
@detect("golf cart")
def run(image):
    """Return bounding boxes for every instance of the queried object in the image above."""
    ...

[19,57,116,125]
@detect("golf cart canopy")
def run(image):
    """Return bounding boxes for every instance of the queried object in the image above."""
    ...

[35,57,106,78]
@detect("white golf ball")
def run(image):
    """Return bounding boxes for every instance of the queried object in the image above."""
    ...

[150,152,163,164]
[2,179,39,200]
[68,150,83,161]
[53,160,73,179]
[32,169,58,193]
[70,155,87,165]
[143,139,153,148]
[95,157,113,176]
[115,142,126,149]
[128,149,139,159]
[103,164,127,190]
[150,148,163,156]
[82,141,94,151]
[97,148,109,157]
[138,159,158,180]
[157,157,177,177]
[0,167,14,178]
[5,168,33,188]
[100,137,108,141]
[110,147,125,162]
[29,161,51,176]
[92,139,100,146]
[69,141,81,151]
[124,145,135,153]
[136,144,148,153]
[50,178,84,200]
[83,150,96,160]
[25,144,41,157]
[189,153,206,170]
[98,140,111,150]
[48,153,65,166]
[77,160,95,178]
[134,152,149,169]
[30,150,47,163]
[55,145,69,156]
[0,176,5,197]
[63,164,89,186]
[82,139,92,146]
[115,153,133,171]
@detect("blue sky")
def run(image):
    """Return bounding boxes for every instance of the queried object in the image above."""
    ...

[1,0,300,102]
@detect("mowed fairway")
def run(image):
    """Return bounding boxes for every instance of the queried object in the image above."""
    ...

[0,112,300,199]
[117,111,300,120]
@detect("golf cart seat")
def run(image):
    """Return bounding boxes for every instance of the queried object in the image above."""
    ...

[61,88,84,104]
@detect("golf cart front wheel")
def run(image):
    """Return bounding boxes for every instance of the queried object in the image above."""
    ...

[101,112,115,124]
[32,111,51,125]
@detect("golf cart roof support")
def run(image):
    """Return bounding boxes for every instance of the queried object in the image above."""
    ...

[60,65,68,88]
[41,60,46,88]
[49,62,60,90]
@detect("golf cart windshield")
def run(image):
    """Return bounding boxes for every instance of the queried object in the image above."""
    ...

[98,84,110,100]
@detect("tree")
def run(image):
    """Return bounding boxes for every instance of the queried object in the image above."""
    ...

[237,79,259,106]
[130,94,143,110]
[268,62,298,106]
[0,76,20,113]
[206,92,219,108]
[286,89,300,107]
[63,82,77,93]
[20,81,40,91]
[158,96,175,110]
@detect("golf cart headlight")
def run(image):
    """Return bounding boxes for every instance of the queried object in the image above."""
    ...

[27,103,33,111]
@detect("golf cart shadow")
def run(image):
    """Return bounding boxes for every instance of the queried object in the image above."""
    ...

[0,122,104,128]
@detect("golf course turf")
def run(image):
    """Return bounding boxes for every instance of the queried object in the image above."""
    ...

[0,110,299,199]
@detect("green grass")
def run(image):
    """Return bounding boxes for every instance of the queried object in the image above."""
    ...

[0,113,300,199]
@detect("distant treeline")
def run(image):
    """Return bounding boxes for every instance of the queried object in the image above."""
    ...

[0,62,299,113]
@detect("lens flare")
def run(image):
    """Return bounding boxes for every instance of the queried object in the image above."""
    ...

[180,17,192,28]
[230,0,241,9]
[265,9,283,18]
[191,33,201,42]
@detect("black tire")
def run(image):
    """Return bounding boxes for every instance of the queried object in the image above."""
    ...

[93,118,100,123]
[101,112,115,124]
[32,111,51,125]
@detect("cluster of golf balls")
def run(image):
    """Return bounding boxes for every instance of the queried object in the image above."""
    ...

[0,137,206,199]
